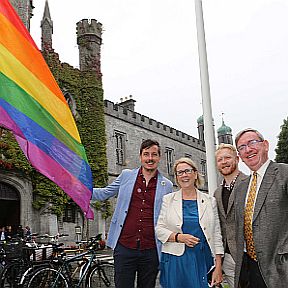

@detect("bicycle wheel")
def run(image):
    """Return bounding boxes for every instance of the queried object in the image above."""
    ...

[0,262,21,288]
[26,267,69,288]
[86,263,115,288]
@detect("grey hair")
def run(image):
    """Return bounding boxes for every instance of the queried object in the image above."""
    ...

[235,128,264,146]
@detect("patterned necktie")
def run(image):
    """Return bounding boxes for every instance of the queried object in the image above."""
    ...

[244,172,257,261]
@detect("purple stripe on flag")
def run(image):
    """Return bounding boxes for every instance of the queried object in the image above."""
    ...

[0,104,93,219]
[0,106,25,138]
[0,99,92,190]
[16,136,94,219]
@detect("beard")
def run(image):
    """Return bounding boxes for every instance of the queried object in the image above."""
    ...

[219,162,237,176]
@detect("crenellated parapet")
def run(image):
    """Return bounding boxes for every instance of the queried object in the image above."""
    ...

[77,19,102,40]
[77,19,102,75]
[104,100,205,151]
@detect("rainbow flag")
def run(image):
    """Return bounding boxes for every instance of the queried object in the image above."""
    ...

[0,0,94,219]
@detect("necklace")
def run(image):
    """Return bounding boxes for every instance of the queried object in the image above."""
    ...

[223,172,240,191]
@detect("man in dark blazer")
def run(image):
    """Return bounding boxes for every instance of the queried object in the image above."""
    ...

[214,143,247,288]
[234,128,288,288]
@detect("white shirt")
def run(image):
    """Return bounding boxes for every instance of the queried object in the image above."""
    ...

[245,159,270,208]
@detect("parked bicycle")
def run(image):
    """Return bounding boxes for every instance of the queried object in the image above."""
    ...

[24,234,115,288]
[0,234,66,288]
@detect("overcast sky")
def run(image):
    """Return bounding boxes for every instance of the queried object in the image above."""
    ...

[30,0,288,170]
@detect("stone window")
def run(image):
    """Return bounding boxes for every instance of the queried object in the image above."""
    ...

[165,147,174,175]
[62,89,80,120]
[63,203,77,223]
[0,182,19,201]
[114,131,126,165]
[200,159,206,176]
[185,153,192,159]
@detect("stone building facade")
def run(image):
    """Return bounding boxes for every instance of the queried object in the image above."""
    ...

[0,0,233,241]
[104,98,207,190]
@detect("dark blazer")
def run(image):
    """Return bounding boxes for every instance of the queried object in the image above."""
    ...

[234,161,288,287]
[214,171,247,261]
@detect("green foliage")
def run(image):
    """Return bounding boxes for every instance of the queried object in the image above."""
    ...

[0,129,33,173]
[275,117,288,163]
[91,200,113,220]
[42,52,109,216]
[32,173,69,216]
[0,128,68,216]
[0,50,109,217]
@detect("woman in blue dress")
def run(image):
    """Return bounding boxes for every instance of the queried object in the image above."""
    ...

[156,157,224,288]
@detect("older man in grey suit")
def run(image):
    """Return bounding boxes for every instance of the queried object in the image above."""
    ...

[234,128,288,288]
[214,144,246,288]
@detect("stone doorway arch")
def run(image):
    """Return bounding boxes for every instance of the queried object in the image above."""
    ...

[0,181,20,232]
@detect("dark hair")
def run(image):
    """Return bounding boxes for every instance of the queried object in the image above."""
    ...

[235,128,264,146]
[140,139,161,156]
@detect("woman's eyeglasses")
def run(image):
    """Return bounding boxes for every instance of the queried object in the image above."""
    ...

[175,168,195,176]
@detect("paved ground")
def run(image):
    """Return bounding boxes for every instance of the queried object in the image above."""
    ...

[95,248,229,288]
[96,248,161,287]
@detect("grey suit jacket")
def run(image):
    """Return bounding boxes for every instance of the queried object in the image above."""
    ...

[234,161,288,287]
[214,171,247,261]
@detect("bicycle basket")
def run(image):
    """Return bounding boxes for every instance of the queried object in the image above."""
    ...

[3,242,24,259]
[23,245,53,262]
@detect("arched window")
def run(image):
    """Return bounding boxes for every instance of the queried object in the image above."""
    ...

[0,182,20,200]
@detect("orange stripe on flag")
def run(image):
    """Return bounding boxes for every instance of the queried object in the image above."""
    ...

[0,0,37,49]
[0,13,67,105]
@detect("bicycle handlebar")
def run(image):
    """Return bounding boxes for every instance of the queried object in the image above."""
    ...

[37,233,69,239]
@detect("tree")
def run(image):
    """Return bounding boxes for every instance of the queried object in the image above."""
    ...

[275,117,288,163]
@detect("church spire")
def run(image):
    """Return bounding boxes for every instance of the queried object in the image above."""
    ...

[41,0,53,51]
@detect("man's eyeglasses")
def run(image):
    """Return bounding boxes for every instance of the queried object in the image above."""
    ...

[175,168,195,176]
[237,139,263,153]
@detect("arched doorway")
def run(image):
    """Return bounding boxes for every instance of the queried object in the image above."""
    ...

[0,182,20,232]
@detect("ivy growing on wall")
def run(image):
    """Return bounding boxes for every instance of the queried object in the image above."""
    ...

[0,128,68,216]
[91,200,113,220]
[0,50,110,218]
[0,128,33,173]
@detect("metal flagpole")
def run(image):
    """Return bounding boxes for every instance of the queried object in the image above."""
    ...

[194,0,218,194]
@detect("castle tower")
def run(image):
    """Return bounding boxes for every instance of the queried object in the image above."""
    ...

[197,115,204,141]
[41,0,53,51]
[197,115,217,145]
[217,119,233,144]
[9,0,34,31]
[77,19,102,74]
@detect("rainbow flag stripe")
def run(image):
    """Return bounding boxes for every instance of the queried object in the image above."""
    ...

[0,0,93,219]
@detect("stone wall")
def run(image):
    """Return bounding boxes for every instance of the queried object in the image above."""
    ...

[104,100,208,190]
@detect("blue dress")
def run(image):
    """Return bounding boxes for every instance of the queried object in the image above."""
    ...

[160,200,214,288]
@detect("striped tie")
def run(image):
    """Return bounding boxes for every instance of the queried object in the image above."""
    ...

[244,172,257,261]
